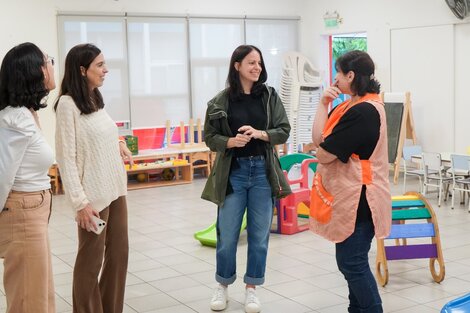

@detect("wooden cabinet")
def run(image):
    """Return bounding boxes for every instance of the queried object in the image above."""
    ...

[126,149,193,190]
[127,162,192,190]
[125,146,213,189]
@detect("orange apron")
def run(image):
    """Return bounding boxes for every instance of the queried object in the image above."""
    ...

[309,93,391,242]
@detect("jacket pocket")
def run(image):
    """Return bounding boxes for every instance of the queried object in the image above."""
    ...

[310,173,333,224]
[208,110,227,120]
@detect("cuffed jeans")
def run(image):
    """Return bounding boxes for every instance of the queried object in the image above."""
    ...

[0,190,55,313]
[216,156,274,286]
[336,218,383,313]
[73,196,128,313]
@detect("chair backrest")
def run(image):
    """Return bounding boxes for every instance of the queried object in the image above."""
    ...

[403,145,423,161]
[451,154,470,174]
[422,152,442,172]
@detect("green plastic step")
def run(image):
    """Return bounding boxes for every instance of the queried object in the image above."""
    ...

[392,208,431,220]
[279,153,317,172]
[392,200,425,208]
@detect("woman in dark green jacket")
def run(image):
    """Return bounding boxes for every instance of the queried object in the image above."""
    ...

[202,45,291,313]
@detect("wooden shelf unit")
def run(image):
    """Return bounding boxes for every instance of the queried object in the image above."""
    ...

[127,163,192,190]
[126,149,193,190]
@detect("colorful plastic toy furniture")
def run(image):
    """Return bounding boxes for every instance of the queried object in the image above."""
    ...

[194,212,247,247]
[272,154,318,235]
[279,153,317,173]
[195,153,318,245]
[375,192,445,286]
[441,293,470,312]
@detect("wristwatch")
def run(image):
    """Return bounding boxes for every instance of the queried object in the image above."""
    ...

[261,131,267,138]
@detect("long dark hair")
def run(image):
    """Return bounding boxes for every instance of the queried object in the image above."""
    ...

[54,43,104,114]
[226,45,267,100]
[335,50,380,96]
[0,42,49,111]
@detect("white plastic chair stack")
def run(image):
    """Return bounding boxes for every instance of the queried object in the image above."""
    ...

[280,51,322,153]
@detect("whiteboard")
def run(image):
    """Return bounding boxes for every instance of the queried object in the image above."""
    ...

[391,25,454,153]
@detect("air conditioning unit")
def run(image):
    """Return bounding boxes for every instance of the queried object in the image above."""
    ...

[446,0,470,19]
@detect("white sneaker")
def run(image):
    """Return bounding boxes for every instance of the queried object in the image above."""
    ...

[210,284,228,311]
[245,287,261,313]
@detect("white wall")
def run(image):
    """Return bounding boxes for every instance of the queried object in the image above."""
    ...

[455,23,470,153]
[299,0,470,153]
[0,0,303,150]
[390,25,454,153]
[0,0,59,148]
[2,0,470,154]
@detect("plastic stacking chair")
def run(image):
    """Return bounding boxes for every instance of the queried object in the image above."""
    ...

[422,152,453,207]
[402,145,426,193]
[449,154,470,212]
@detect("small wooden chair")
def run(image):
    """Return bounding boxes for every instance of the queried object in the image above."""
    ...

[48,164,62,194]
[189,151,211,177]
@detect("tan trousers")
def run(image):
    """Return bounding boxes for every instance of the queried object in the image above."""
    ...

[73,196,129,313]
[0,190,55,313]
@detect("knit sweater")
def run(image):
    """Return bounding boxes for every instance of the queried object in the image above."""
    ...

[55,95,127,212]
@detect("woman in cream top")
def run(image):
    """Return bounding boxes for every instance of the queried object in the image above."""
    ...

[54,43,132,313]
[55,94,127,212]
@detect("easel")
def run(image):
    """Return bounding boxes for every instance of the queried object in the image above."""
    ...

[381,92,417,184]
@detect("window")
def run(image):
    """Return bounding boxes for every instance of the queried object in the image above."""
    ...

[127,17,189,128]
[58,16,130,123]
[329,32,367,107]
[58,14,299,134]
[189,18,244,121]
[246,19,298,89]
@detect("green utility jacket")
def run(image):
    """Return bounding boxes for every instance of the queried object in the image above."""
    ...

[201,85,292,206]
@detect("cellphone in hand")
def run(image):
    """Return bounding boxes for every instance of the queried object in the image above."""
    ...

[91,215,106,235]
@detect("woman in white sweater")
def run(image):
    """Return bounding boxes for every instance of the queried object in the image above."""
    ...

[0,42,56,313]
[54,43,133,313]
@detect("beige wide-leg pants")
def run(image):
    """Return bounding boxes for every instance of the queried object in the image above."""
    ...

[0,190,55,313]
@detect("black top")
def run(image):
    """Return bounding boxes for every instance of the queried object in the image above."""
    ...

[228,93,267,158]
[320,102,380,222]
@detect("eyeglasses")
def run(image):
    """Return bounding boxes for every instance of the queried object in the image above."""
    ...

[46,56,55,66]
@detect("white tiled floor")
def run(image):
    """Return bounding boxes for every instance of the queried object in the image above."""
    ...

[2,175,470,312]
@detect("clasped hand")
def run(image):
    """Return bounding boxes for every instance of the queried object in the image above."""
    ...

[227,125,262,148]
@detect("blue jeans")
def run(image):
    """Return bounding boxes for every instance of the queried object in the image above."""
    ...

[216,156,274,286]
[336,219,383,313]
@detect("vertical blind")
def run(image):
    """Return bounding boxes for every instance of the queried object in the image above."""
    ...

[58,14,299,129]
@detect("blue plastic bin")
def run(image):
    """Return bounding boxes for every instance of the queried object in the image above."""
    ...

[441,293,470,313]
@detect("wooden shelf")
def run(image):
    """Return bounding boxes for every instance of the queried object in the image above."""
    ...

[126,162,192,190]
